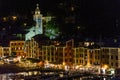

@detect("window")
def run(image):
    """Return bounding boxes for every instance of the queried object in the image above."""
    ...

[90,54,92,58]
[52,58,54,61]
[70,59,72,62]
[111,63,113,66]
[95,56,97,59]
[116,56,118,60]
[82,60,83,63]
[11,43,13,46]
[81,54,83,57]
[48,52,50,56]
[111,56,113,59]
[98,56,100,59]
[48,57,50,61]
[76,60,78,63]
[80,54,83,57]
[65,53,67,56]
[65,59,67,62]
[51,53,54,56]
[98,50,100,54]
[84,49,87,53]
[116,63,118,67]
[90,61,92,64]
[85,61,87,64]
[79,60,81,63]
[85,53,87,56]
[102,55,104,58]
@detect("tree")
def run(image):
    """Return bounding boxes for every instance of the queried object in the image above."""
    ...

[44,20,60,39]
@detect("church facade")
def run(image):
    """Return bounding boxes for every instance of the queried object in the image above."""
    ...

[25,4,43,40]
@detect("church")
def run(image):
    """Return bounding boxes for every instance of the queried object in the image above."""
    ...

[25,4,43,40]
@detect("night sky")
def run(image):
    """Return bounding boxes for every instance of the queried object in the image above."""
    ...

[1,0,120,39]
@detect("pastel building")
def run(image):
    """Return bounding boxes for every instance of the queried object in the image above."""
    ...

[64,46,74,66]
[25,38,40,58]
[101,47,120,69]
[56,46,65,64]
[42,45,56,63]
[2,47,11,57]
[10,41,25,56]
[0,47,10,57]
[74,47,85,66]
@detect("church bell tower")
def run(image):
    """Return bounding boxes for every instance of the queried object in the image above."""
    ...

[33,4,43,34]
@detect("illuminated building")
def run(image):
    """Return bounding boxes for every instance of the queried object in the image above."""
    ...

[25,38,40,58]
[82,48,90,66]
[101,47,119,69]
[10,41,25,57]
[42,45,57,63]
[1,33,120,74]
[93,49,101,65]
[25,4,43,40]
[24,3,59,40]
[73,46,101,67]
[64,46,74,66]
[83,48,101,67]
[55,40,75,66]
[0,47,3,57]
[73,45,120,74]
[56,46,65,64]
[64,39,74,66]
[74,47,85,65]
[2,47,11,57]
[0,46,10,57]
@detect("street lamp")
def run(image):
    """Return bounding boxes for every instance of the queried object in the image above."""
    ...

[62,62,65,65]
[12,16,17,21]
[102,64,108,74]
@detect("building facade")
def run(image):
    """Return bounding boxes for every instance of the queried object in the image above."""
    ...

[25,38,40,58]
[0,46,10,57]
[74,47,85,66]
[101,47,120,69]
[25,4,43,40]
[10,41,25,57]
[42,45,57,63]
[1,39,120,73]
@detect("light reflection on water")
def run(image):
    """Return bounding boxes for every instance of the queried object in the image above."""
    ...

[0,71,119,80]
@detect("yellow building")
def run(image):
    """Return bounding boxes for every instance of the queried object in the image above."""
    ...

[0,46,10,57]
[73,46,102,69]
[86,48,101,66]
[0,46,3,57]
[1,39,119,72]
[10,40,25,57]
[3,47,11,57]
[93,49,101,66]
[101,47,119,69]
[74,47,85,66]
[25,38,40,58]
[42,45,56,63]
[56,46,65,64]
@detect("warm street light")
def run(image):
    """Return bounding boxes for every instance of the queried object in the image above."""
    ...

[12,16,17,21]
[102,64,108,74]
[103,64,108,69]
[62,62,65,65]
